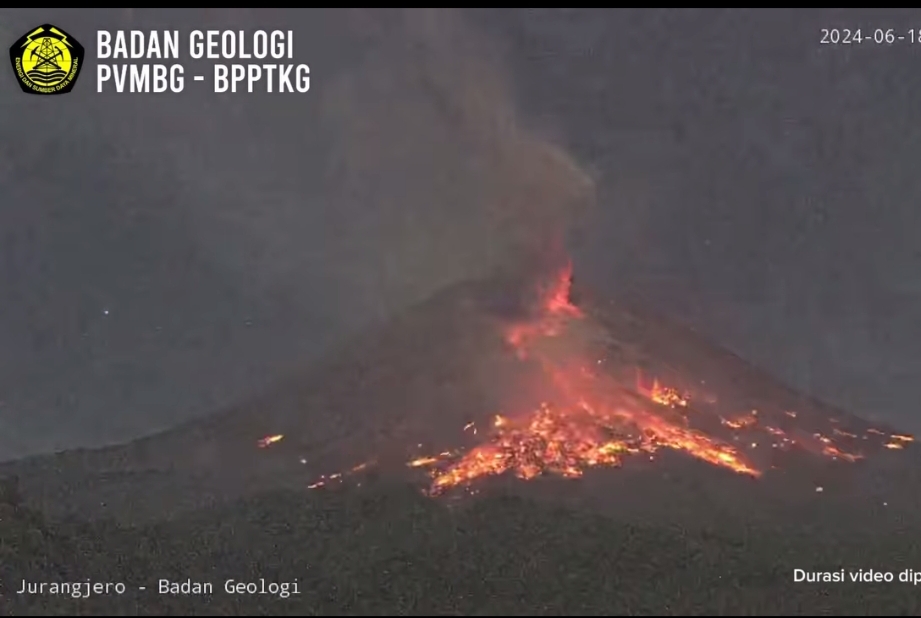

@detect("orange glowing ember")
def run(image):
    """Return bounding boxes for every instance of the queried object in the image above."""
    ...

[636,374,689,409]
[257,434,284,448]
[883,435,914,450]
[308,461,375,490]
[504,264,583,356]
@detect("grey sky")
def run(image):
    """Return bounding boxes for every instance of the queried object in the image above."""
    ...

[1,9,918,461]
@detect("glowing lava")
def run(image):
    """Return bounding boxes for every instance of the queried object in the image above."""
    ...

[257,434,284,448]
[637,377,689,408]
[407,263,912,495]
[408,264,758,495]
[291,262,914,496]
[307,461,374,490]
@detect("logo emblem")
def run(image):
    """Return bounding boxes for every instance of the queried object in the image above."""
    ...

[9,24,84,95]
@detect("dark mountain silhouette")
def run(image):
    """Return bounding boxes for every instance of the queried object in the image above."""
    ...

[3,273,920,615]
[1,274,916,533]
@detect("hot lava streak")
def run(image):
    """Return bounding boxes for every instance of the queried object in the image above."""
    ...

[257,434,284,448]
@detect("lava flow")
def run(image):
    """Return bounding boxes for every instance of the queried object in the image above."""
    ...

[288,262,913,496]
[410,263,760,495]
[406,263,913,495]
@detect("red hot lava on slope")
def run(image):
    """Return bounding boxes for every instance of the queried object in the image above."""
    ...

[262,263,914,495]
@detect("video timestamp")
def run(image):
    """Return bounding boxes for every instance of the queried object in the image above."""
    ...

[820,28,921,45]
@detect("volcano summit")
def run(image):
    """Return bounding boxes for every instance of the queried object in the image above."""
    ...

[1,264,914,530]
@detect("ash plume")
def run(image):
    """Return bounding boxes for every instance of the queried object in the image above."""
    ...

[314,9,596,321]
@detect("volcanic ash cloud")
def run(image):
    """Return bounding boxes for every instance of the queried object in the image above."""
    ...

[319,8,596,317]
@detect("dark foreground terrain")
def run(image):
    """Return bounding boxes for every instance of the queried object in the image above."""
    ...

[2,277,919,615]
[2,475,920,616]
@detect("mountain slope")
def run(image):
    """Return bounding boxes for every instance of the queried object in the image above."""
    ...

[0,274,915,527]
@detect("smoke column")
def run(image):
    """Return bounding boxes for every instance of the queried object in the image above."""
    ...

[192,8,597,325]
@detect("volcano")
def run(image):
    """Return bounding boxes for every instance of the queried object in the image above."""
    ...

[1,265,916,528]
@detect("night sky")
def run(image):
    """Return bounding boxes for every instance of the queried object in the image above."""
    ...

[1,9,918,461]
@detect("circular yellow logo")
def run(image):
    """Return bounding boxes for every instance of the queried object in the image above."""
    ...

[8,24,85,95]
[21,35,72,87]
